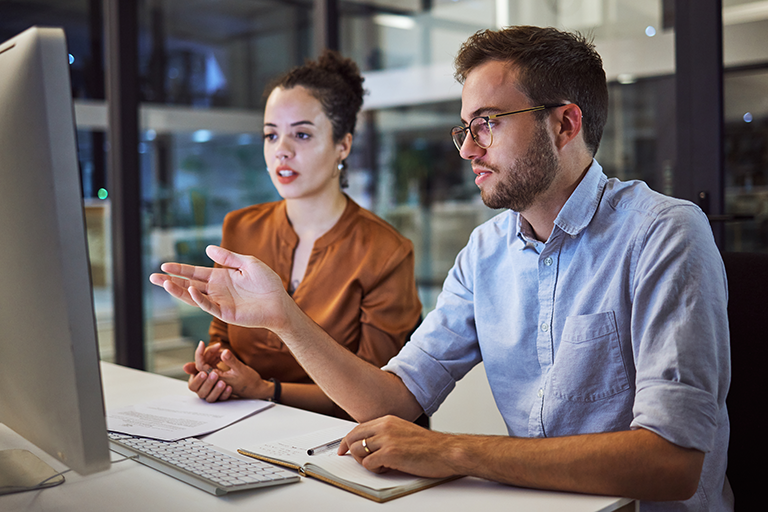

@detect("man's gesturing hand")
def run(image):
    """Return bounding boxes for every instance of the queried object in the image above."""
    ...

[149,245,291,332]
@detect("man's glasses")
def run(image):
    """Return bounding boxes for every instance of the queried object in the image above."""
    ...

[450,104,566,151]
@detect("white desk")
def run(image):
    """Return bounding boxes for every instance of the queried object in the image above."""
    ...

[1,362,635,512]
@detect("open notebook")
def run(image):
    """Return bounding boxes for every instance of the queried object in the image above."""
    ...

[237,425,458,502]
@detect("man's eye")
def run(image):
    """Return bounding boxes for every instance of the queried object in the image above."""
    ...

[476,122,491,133]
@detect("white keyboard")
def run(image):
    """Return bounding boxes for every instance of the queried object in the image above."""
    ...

[108,432,300,496]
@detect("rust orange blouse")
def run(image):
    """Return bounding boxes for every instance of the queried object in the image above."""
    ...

[208,197,422,385]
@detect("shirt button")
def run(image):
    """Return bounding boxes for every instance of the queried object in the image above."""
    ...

[537,388,544,398]
[544,257,553,266]
[570,234,577,239]
[540,322,549,332]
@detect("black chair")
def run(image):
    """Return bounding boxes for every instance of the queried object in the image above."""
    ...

[721,252,768,510]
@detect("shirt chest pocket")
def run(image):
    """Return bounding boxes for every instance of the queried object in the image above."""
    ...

[549,311,631,402]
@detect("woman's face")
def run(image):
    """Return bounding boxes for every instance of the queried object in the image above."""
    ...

[263,86,351,201]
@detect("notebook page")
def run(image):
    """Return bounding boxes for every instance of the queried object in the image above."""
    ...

[308,453,432,491]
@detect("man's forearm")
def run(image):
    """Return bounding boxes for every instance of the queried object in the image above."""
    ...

[272,299,423,422]
[449,427,703,501]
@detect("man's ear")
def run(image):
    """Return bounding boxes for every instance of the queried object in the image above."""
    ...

[553,103,583,151]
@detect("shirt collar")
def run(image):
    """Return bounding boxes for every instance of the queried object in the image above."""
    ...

[553,159,607,237]
[515,215,543,252]
[277,195,359,249]
[313,195,358,249]
[514,159,607,245]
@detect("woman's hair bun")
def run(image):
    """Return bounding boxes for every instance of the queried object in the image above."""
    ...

[266,50,367,142]
[315,50,365,104]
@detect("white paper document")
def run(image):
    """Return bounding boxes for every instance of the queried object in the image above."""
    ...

[107,395,274,441]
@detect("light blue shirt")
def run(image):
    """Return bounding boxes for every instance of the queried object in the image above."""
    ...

[384,160,732,511]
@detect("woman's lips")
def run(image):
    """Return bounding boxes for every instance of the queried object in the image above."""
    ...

[276,165,299,185]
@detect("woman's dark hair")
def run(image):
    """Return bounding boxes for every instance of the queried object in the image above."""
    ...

[454,26,608,156]
[265,51,365,188]
[265,50,365,143]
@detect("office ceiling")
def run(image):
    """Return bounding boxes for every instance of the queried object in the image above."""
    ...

[5,0,768,44]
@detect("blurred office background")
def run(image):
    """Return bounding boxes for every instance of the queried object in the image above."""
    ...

[1,0,766,433]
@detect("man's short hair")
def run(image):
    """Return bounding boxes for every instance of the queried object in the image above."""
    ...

[454,26,608,156]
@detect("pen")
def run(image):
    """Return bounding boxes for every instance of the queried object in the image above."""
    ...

[307,437,343,456]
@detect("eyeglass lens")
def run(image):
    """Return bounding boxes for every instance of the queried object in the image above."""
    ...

[470,117,492,148]
[450,126,468,150]
[451,118,493,150]
[450,104,566,151]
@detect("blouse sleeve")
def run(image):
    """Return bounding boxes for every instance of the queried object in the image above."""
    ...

[355,240,422,368]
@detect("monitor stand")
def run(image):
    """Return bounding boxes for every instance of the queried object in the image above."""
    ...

[0,449,65,495]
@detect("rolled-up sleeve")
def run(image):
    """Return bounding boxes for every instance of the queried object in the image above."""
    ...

[383,239,483,416]
[628,204,729,452]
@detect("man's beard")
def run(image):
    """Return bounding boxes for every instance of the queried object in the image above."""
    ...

[478,123,559,211]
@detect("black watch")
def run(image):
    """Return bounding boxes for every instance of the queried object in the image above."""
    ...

[268,377,282,404]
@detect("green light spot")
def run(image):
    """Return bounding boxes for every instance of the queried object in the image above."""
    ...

[97,188,109,200]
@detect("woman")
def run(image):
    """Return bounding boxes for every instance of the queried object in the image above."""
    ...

[183,51,421,418]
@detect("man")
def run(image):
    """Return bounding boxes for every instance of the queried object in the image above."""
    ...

[151,26,732,511]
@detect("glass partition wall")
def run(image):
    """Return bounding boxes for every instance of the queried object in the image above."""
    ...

[723,67,768,252]
[3,0,768,375]
[136,0,313,374]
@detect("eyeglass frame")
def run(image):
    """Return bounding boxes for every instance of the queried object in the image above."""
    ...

[450,103,567,151]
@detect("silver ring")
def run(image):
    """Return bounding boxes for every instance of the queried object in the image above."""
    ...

[362,438,371,454]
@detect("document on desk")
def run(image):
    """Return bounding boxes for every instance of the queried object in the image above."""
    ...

[238,425,458,503]
[106,395,274,441]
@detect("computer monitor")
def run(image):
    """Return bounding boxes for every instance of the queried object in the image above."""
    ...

[0,26,111,492]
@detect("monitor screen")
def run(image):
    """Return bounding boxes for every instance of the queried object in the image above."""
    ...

[0,26,110,490]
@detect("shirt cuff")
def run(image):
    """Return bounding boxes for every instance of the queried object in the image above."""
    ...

[631,379,719,452]
[383,342,456,416]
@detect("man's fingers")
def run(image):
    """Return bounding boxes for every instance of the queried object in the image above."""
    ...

[337,438,351,455]
[160,278,186,298]
[148,273,167,287]
[189,286,222,318]
[360,452,390,474]
[341,424,376,458]
[205,245,244,269]
[159,261,213,282]
[153,279,201,309]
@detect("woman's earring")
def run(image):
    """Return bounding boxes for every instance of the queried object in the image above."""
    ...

[337,162,344,171]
